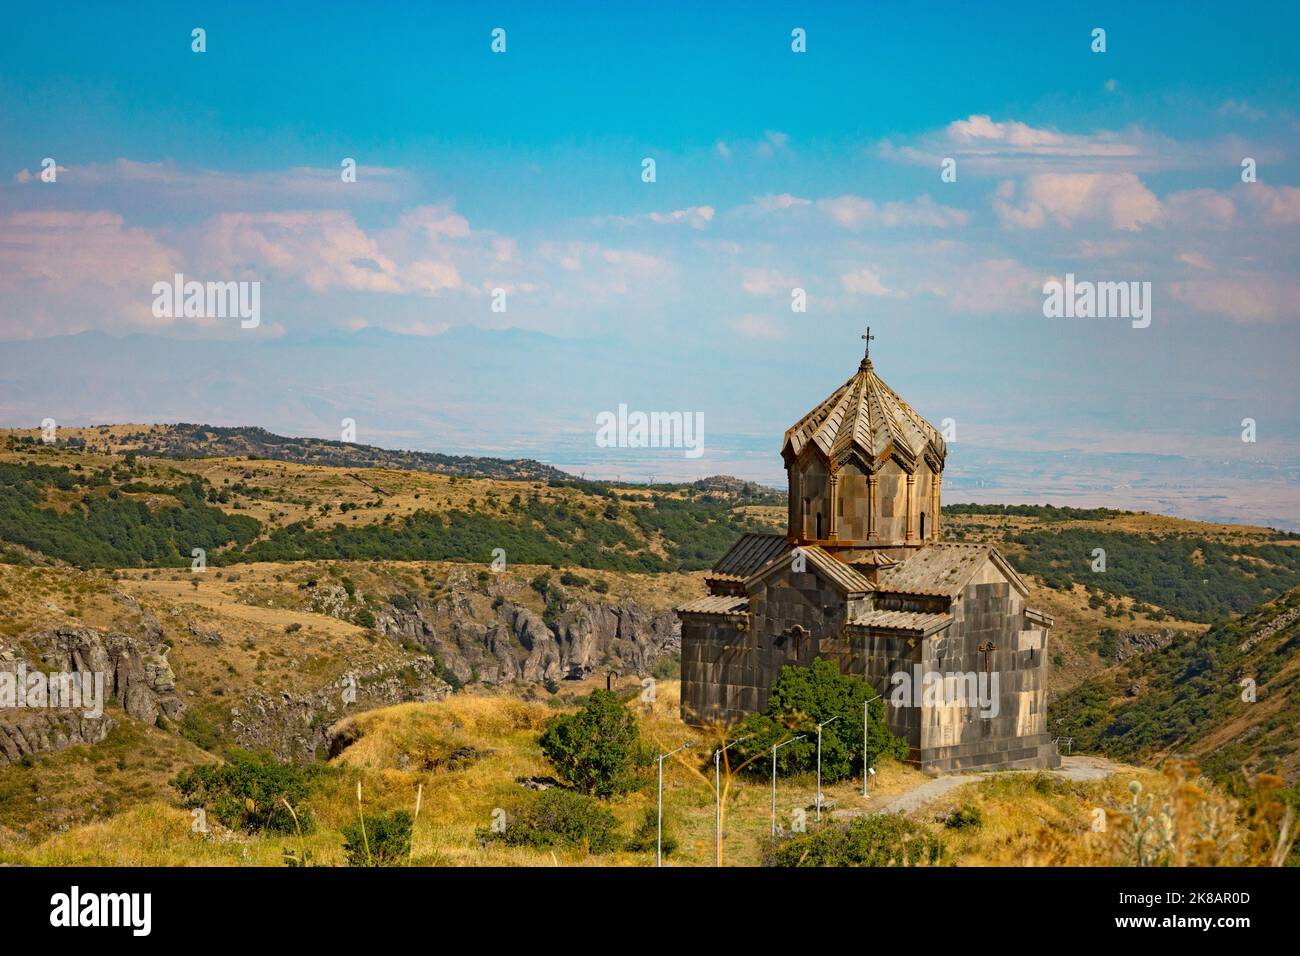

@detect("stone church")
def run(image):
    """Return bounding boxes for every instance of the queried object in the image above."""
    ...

[678,338,1059,774]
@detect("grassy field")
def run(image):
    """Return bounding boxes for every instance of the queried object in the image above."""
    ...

[0,680,1180,868]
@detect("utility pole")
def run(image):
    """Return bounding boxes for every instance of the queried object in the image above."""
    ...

[771,735,806,843]
[657,742,692,867]
[816,715,840,822]
[863,693,882,797]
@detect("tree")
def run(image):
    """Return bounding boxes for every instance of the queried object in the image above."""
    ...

[171,750,321,834]
[538,689,640,796]
[729,660,906,783]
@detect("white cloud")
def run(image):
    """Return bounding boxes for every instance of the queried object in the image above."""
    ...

[1170,276,1299,323]
[741,268,797,296]
[1242,184,1300,225]
[994,173,1161,231]
[599,206,715,230]
[1178,251,1214,271]
[0,210,182,336]
[924,258,1042,315]
[13,164,69,183]
[841,267,891,296]
[746,193,812,214]
[207,209,463,296]
[880,114,1153,174]
[1217,99,1266,121]
[757,130,790,158]
[1162,189,1236,229]
[740,192,967,230]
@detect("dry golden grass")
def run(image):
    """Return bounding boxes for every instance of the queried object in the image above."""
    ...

[13,685,1280,868]
[0,711,216,850]
[2,682,929,867]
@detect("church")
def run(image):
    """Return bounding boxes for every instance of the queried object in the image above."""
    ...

[677,334,1060,774]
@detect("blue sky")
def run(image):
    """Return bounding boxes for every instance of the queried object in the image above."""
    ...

[1,2,1298,521]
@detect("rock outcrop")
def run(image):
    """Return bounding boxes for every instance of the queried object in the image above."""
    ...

[230,657,451,762]
[0,622,185,764]
[1112,630,1178,662]
[373,588,680,685]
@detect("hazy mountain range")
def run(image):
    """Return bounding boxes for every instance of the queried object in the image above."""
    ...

[1,327,1296,530]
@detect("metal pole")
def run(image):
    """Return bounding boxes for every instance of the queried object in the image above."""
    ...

[770,745,777,842]
[863,694,881,798]
[816,715,840,822]
[657,742,691,867]
[769,735,806,843]
[714,748,720,866]
[657,753,664,866]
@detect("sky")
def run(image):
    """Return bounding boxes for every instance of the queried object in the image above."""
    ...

[1,2,1298,524]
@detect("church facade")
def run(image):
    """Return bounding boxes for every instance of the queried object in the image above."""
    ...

[677,341,1060,774]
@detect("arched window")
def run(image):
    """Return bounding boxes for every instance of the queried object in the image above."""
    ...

[816,511,824,539]
[920,511,927,540]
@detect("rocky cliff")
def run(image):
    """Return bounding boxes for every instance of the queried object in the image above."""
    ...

[370,587,680,685]
[0,579,679,765]
[0,617,184,764]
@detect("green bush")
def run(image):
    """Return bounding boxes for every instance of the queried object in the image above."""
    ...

[178,709,223,753]
[768,814,945,867]
[341,809,412,866]
[625,806,677,856]
[729,660,907,783]
[482,789,621,853]
[538,689,640,796]
[171,750,322,834]
[943,804,984,830]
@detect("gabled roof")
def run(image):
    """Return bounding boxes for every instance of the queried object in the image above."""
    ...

[847,609,953,636]
[708,532,791,582]
[677,594,749,616]
[782,358,946,472]
[745,545,874,596]
[874,542,1028,599]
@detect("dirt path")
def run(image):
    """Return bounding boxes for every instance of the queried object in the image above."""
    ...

[126,578,363,637]
[832,755,1126,821]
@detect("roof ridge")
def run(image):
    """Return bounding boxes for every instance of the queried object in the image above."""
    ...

[782,359,945,468]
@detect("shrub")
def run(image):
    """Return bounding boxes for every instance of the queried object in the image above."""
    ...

[625,806,677,856]
[538,689,640,796]
[342,809,412,866]
[178,709,223,752]
[729,660,907,783]
[482,789,621,853]
[943,804,984,830]
[651,655,680,680]
[768,814,945,867]
[171,750,322,834]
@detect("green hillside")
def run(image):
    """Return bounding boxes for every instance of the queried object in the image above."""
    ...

[1051,587,1300,783]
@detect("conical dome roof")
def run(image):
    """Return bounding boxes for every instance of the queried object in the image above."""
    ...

[782,356,946,473]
